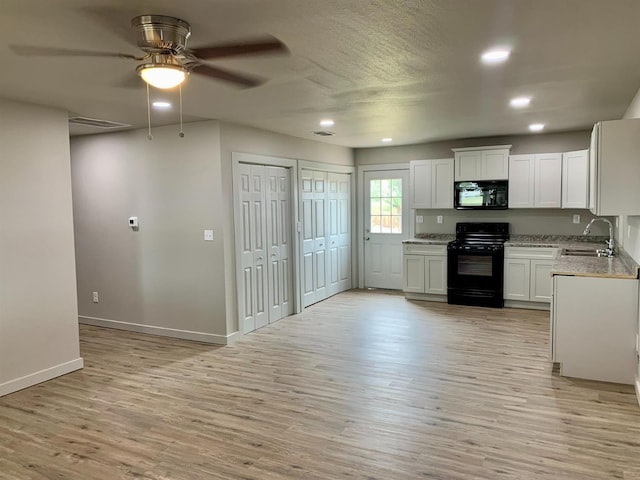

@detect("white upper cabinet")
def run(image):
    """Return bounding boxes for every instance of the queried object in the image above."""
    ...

[534,153,562,208]
[589,119,640,216]
[409,158,453,209]
[508,153,561,208]
[561,150,589,209]
[410,161,431,208]
[508,155,535,207]
[454,150,482,180]
[452,146,511,181]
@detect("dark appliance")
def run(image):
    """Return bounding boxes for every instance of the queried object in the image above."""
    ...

[447,222,509,308]
[454,180,508,210]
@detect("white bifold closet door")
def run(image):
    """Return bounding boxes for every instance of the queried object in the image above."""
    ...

[327,172,351,296]
[237,164,292,333]
[301,169,351,307]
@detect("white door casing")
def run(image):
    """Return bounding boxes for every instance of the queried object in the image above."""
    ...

[363,169,409,289]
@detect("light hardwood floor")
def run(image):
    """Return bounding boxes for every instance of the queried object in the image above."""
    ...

[2,290,640,479]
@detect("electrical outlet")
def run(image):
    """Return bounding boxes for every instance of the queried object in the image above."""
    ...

[204,229,214,241]
[437,215,443,224]
[416,215,424,224]
[92,291,99,303]
[572,214,580,224]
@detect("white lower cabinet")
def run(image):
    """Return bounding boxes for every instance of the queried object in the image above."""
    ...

[504,247,558,306]
[402,244,447,297]
[551,275,638,384]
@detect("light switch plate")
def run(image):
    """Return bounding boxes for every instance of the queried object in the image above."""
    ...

[572,214,580,224]
[204,229,214,241]
[416,215,424,224]
[437,215,443,224]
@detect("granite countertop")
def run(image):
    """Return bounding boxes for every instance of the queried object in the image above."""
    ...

[403,234,454,245]
[504,235,639,278]
[505,234,610,248]
[406,233,639,279]
[551,255,638,279]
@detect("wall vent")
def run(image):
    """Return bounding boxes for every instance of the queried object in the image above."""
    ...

[68,116,131,129]
[313,130,334,136]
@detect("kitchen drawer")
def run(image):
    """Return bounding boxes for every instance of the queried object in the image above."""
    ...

[505,247,558,259]
[403,244,447,256]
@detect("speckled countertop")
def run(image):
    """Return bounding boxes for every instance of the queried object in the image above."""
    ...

[505,234,609,248]
[404,234,639,279]
[505,235,639,279]
[403,234,454,245]
[551,255,638,279]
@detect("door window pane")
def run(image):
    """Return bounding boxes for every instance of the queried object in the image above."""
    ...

[370,179,381,197]
[369,178,402,234]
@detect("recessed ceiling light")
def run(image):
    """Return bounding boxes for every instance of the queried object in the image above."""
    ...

[381,138,393,143]
[319,119,335,127]
[510,96,531,108]
[481,48,511,65]
[529,123,545,132]
[152,101,172,108]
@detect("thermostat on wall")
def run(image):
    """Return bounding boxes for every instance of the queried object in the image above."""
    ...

[128,216,139,229]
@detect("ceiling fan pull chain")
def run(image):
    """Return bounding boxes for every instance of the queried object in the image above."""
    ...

[146,83,153,141]
[179,84,185,138]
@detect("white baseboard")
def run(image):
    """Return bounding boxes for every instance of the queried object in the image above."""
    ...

[504,300,551,311]
[404,293,448,303]
[79,316,241,345]
[636,377,640,408]
[0,357,84,397]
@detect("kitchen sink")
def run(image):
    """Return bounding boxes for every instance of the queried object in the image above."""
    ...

[561,248,601,257]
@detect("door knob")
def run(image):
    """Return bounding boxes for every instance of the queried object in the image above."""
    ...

[365,237,370,241]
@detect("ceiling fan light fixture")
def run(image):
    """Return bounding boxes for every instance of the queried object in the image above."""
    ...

[138,64,187,89]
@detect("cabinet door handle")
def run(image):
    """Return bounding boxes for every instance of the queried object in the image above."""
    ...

[257,256,263,261]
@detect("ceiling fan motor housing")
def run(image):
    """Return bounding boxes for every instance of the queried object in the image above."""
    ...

[131,15,191,55]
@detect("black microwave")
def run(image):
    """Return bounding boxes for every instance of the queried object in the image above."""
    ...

[454,180,508,210]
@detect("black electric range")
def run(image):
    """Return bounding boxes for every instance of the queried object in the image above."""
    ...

[447,222,510,308]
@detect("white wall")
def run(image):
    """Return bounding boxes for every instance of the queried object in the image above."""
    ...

[355,130,591,165]
[415,209,613,237]
[71,121,233,343]
[71,120,354,341]
[219,122,354,333]
[355,129,611,236]
[0,98,82,396]
[623,87,640,119]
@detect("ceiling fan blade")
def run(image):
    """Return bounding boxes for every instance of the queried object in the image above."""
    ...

[10,45,141,60]
[191,64,264,88]
[190,36,288,60]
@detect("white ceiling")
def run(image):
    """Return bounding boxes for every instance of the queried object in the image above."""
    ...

[2,0,640,147]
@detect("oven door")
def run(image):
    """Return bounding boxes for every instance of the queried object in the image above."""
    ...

[447,246,504,307]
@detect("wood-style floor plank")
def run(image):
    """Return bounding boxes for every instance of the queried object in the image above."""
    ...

[2,290,640,479]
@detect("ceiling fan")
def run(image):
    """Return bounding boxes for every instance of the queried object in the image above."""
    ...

[10,14,289,89]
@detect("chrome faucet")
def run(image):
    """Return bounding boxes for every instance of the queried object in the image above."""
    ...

[583,218,615,257]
